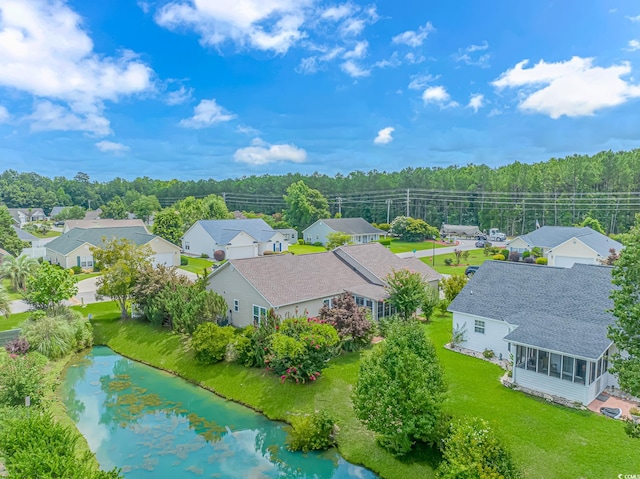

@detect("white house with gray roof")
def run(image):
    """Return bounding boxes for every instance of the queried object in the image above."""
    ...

[303,218,385,246]
[507,226,622,268]
[449,260,618,405]
[182,219,287,260]
[207,242,442,328]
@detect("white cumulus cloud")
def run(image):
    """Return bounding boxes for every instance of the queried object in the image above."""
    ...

[165,85,194,105]
[155,0,313,54]
[492,56,640,118]
[234,138,307,165]
[96,140,130,154]
[627,14,640,22]
[0,106,9,123]
[343,40,368,59]
[408,73,437,90]
[454,41,491,67]
[467,93,485,112]
[374,127,394,144]
[392,22,434,47]
[179,99,236,128]
[627,39,640,51]
[0,0,153,135]
[321,4,354,21]
[341,60,370,77]
[422,86,458,107]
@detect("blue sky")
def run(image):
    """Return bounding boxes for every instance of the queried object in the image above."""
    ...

[1,0,640,181]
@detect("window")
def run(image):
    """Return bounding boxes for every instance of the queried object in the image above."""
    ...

[233,299,239,312]
[550,353,562,378]
[79,255,93,268]
[526,348,538,371]
[562,356,574,382]
[323,298,332,308]
[537,350,549,375]
[184,241,190,251]
[252,305,267,325]
[474,320,485,334]
[575,359,587,385]
[515,345,526,369]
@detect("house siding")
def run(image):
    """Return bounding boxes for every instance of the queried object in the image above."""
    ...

[147,237,181,267]
[512,367,591,404]
[257,232,289,255]
[303,221,334,246]
[506,237,530,253]
[451,312,512,359]
[548,239,599,267]
[46,243,94,269]
[182,222,218,257]
[207,266,272,327]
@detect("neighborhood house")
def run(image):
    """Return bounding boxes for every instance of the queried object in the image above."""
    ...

[62,219,149,233]
[303,218,386,246]
[448,260,619,405]
[507,226,622,268]
[181,219,288,260]
[7,207,46,227]
[45,226,181,269]
[207,242,442,328]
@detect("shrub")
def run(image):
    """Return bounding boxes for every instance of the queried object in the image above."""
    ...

[461,250,470,261]
[71,316,94,352]
[421,287,440,322]
[522,250,531,259]
[629,406,640,416]
[213,250,225,261]
[265,317,340,384]
[437,298,451,315]
[191,322,236,364]
[624,418,640,439]
[493,254,505,261]
[71,265,83,274]
[378,238,391,246]
[318,293,372,351]
[500,249,509,259]
[200,253,210,258]
[4,337,29,355]
[444,258,453,266]
[92,262,102,272]
[286,410,336,452]
[0,409,123,479]
[21,314,76,359]
[508,251,520,262]
[483,349,495,359]
[377,314,399,337]
[180,256,189,266]
[441,274,468,302]
[0,354,46,407]
[450,323,467,347]
[523,257,535,263]
[535,257,548,265]
[436,417,522,479]
[313,241,323,247]
[298,239,305,245]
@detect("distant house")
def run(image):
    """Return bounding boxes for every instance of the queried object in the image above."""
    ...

[63,219,149,234]
[49,206,66,218]
[182,219,288,260]
[83,208,102,221]
[7,208,46,227]
[207,242,442,328]
[448,260,619,405]
[45,226,180,269]
[507,226,622,268]
[303,218,385,246]
[276,228,298,244]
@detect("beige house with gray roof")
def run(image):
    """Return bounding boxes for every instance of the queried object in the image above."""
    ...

[207,242,441,327]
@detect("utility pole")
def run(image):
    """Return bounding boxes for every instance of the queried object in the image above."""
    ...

[386,199,392,224]
[337,197,342,216]
[406,189,410,217]
[88,199,91,210]
[222,192,226,204]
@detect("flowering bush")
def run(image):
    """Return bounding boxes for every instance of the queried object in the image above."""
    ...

[265,317,339,384]
[4,337,30,355]
[318,293,372,351]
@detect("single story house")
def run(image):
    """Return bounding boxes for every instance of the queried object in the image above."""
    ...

[506,226,622,268]
[7,208,46,226]
[63,219,149,234]
[303,218,386,246]
[49,206,66,218]
[45,226,180,269]
[83,208,102,221]
[276,228,298,244]
[448,260,618,405]
[12,225,49,258]
[207,242,442,328]
[182,219,288,260]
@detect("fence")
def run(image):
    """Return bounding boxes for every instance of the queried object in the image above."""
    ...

[0,329,21,346]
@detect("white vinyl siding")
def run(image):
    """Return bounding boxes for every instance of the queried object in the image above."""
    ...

[474,320,485,334]
[234,299,239,312]
[450,312,511,359]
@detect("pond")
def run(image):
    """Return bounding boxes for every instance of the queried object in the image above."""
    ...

[61,346,378,479]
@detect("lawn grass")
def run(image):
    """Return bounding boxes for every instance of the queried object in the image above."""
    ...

[30,230,61,238]
[388,239,449,254]
[1,279,22,300]
[0,311,29,331]
[179,255,216,275]
[74,272,101,282]
[288,244,327,255]
[423,248,493,275]
[90,306,638,479]
[1,302,121,332]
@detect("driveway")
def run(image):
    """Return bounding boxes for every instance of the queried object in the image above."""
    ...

[395,239,508,259]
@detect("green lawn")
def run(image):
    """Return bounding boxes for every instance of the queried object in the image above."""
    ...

[179,255,216,275]
[1,279,22,300]
[90,307,636,479]
[288,244,326,255]
[30,230,61,238]
[423,249,493,275]
[0,311,29,331]
[1,302,121,332]
[388,239,449,254]
[74,272,101,282]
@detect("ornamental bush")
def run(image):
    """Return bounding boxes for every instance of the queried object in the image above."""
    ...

[286,410,336,452]
[500,249,510,259]
[4,337,29,355]
[191,322,236,364]
[436,417,522,479]
[0,354,46,407]
[319,293,372,351]
[265,317,340,384]
[493,254,505,261]
[21,313,76,360]
[535,257,548,265]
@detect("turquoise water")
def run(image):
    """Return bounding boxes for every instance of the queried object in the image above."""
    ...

[61,346,378,479]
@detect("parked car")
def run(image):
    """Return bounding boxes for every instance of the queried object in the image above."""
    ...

[475,239,492,248]
[53,221,65,227]
[465,265,480,277]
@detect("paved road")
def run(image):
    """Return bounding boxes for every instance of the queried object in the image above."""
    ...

[396,239,508,259]
[9,268,199,314]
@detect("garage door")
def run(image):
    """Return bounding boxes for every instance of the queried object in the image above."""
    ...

[152,253,176,267]
[554,256,596,268]
[226,245,256,259]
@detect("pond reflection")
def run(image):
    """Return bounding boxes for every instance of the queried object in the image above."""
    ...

[62,346,378,479]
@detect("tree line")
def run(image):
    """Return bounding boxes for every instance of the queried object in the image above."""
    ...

[2,148,640,234]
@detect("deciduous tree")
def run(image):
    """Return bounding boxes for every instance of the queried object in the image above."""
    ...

[318,293,372,350]
[131,195,161,223]
[100,196,128,219]
[152,208,183,245]
[325,231,351,250]
[283,181,330,230]
[25,262,78,311]
[385,269,428,320]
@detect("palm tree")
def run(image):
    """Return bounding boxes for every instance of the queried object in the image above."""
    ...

[0,255,39,291]
[0,285,10,318]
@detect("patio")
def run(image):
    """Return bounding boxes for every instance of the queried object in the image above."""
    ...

[588,392,639,419]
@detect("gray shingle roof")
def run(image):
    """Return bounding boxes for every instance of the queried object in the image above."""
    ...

[49,206,65,217]
[11,225,38,242]
[213,242,441,307]
[64,219,148,232]
[308,218,386,235]
[46,226,156,255]
[449,261,615,359]
[511,226,622,256]
[196,219,278,244]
